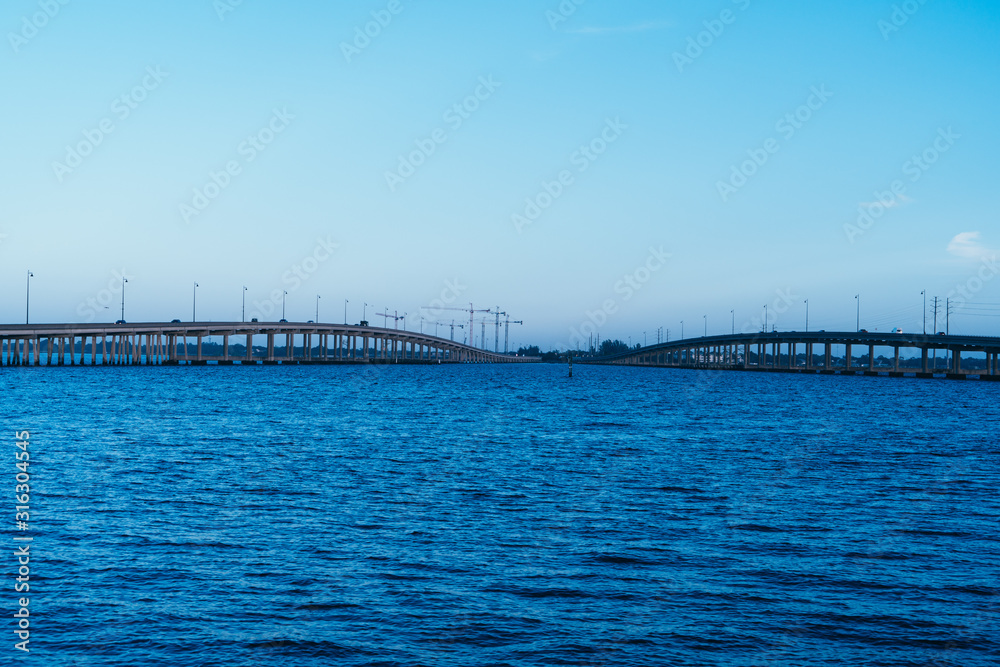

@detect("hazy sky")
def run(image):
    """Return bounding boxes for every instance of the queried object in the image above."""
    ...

[2,0,998,349]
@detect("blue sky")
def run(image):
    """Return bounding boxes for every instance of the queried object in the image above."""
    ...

[2,0,998,349]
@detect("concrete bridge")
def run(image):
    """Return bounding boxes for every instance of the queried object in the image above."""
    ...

[582,331,1000,381]
[0,322,538,366]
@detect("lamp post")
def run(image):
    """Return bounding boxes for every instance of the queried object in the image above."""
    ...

[282,291,287,320]
[344,299,348,325]
[805,299,809,332]
[680,321,684,339]
[731,310,735,335]
[242,286,247,322]
[25,270,33,324]
[363,302,368,323]
[121,277,127,322]
[855,294,860,332]
[193,282,199,322]
[763,305,768,333]
[316,295,321,322]
[921,290,926,334]
[703,315,707,337]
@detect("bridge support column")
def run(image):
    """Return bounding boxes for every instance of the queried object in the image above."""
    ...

[921,348,929,373]
[845,344,852,370]
[869,344,875,371]
[894,347,900,372]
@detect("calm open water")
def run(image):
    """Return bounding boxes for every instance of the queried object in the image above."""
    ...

[3,364,998,666]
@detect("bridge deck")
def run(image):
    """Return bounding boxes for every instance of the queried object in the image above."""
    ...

[0,322,538,366]
[580,331,1000,381]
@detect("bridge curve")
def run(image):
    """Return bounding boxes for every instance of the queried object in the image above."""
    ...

[580,331,1000,380]
[0,322,539,366]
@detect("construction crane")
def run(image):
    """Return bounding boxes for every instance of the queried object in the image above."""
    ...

[376,310,405,329]
[447,320,465,343]
[504,315,523,354]
[492,307,506,353]
[420,303,491,346]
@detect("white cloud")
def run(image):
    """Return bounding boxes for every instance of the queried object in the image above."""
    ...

[947,231,990,259]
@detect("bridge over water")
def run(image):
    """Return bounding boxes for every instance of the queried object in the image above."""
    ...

[582,331,1000,381]
[0,322,537,366]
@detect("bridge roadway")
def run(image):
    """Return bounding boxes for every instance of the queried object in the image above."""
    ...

[0,322,538,366]
[581,331,1000,380]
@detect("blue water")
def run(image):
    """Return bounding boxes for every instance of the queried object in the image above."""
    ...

[4,364,998,666]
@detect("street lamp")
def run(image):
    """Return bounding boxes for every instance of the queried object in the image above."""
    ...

[193,282,199,322]
[680,321,684,339]
[921,290,926,334]
[121,277,127,322]
[344,299,348,325]
[763,305,768,333]
[316,295,321,322]
[804,299,809,332]
[731,310,735,335]
[25,270,33,324]
[282,291,287,320]
[703,315,707,337]
[242,286,247,322]
[855,294,860,331]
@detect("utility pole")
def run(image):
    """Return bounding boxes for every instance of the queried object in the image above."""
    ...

[932,297,939,333]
